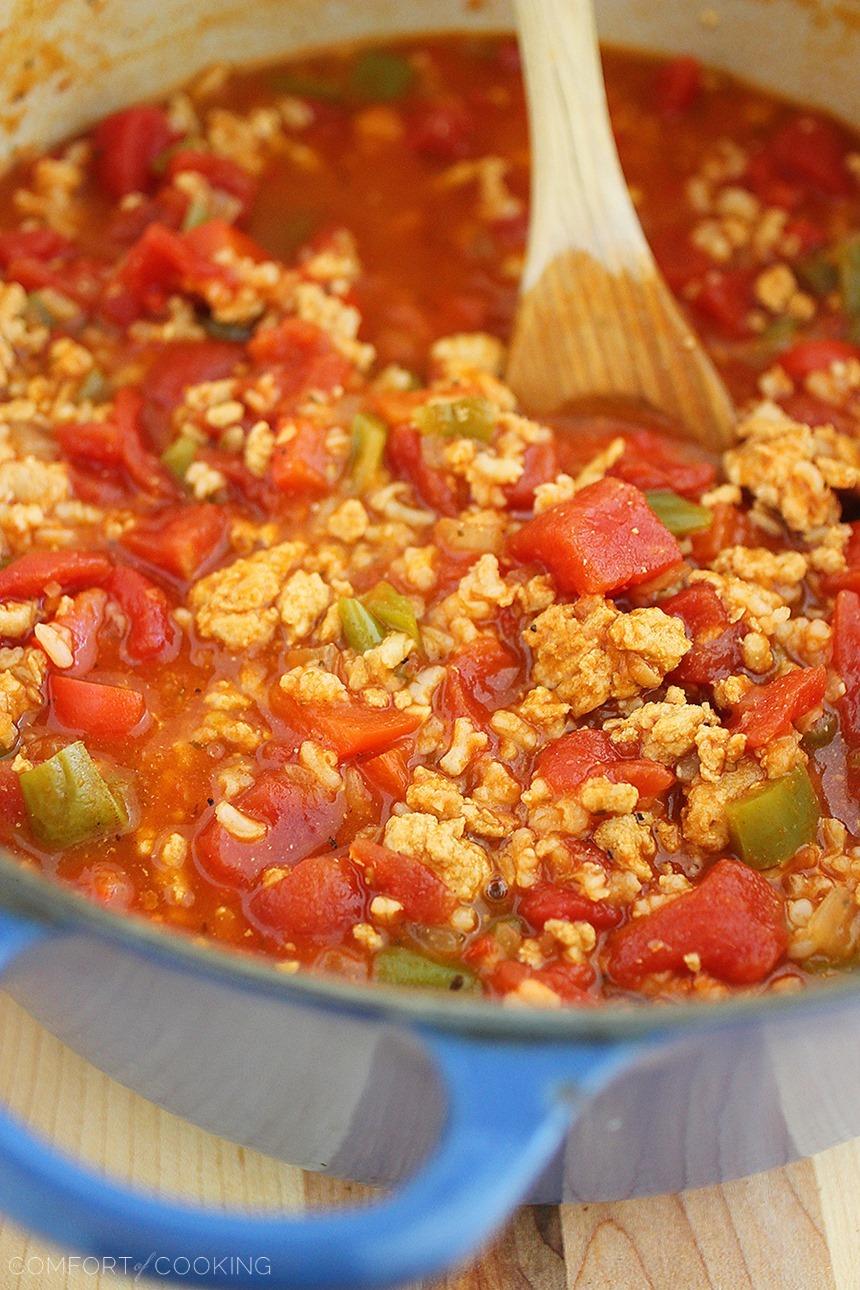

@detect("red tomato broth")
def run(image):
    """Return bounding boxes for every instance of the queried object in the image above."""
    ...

[0,36,857,1004]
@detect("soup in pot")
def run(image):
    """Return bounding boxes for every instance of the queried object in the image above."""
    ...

[0,36,858,1005]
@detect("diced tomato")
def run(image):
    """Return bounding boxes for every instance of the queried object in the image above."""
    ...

[250,853,362,942]
[386,425,462,516]
[270,420,331,498]
[92,105,174,199]
[780,339,860,382]
[607,857,787,988]
[248,320,351,404]
[729,666,827,748]
[611,428,717,499]
[744,150,803,211]
[0,764,25,833]
[518,881,622,931]
[0,551,112,601]
[143,340,240,447]
[108,567,179,662]
[49,675,147,739]
[120,503,229,583]
[0,227,69,268]
[406,99,475,160]
[782,217,827,256]
[77,862,136,911]
[112,220,244,318]
[508,476,681,596]
[491,958,594,1001]
[165,150,258,219]
[350,838,455,924]
[689,502,757,566]
[196,767,345,887]
[55,419,122,470]
[272,689,421,762]
[768,115,852,197]
[833,591,860,748]
[655,56,701,116]
[184,219,267,264]
[503,440,558,511]
[688,268,754,338]
[536,728,675,799]
[662,583,743,686]
[358,742,412,801]
[113,386,176,497]
[52,588,108,676]
[439,637,522,726]
[825,521,860,594]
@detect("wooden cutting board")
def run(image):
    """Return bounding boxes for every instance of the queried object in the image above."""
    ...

[0,991,855,1289]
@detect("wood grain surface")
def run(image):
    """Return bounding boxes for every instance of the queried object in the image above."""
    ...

[0,990,854,1290]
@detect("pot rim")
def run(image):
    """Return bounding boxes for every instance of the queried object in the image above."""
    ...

[3,844,855,1040]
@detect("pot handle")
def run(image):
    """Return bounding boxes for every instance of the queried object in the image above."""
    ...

[0,909,641,1288]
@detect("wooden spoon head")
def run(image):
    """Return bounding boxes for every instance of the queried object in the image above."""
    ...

[506,247,736,452]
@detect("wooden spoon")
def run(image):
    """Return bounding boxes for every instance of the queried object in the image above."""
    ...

[506,0,735,450]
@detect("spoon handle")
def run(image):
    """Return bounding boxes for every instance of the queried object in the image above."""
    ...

[507,0,735,448]
[515,0,648,289]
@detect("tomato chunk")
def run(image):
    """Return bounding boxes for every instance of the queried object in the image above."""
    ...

[248,319,351,402]
[780,339,860,382]
[768,115,852,196]
[729,666,827,748]
[607,858,787,987]
[165,150,258,219]
[358,743,412,801]
[144,340,240,445]
[834,591,860,748]
[0,551,112,601]
[827,522,860,594]
[662,583,743,686]
[250,854,362,942]
[121,503,229,583]
[611,428,716,499]
[195,767,345,887]
[52,589,108,676]
[386,425,461,516]
[536,728,674,799]
[270,420,331,498]
[439,637,522,725]
[654,56,701,116]
[508,477,681,596]
[272,690,421,761]
[93,105,173,199]
[49,675,147,739]
[108,567,179,662]
[351,838,455,924]
[518,881,622,932]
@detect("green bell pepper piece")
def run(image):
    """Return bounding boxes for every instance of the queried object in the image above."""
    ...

[19,742,127,850]
[727,764,820,870]
[374,947,480,993]
[161,434,198,480]
[838,236,860,326]
[645,490,713,537]
[362,581,421,645]
[201,316,256,343]
[182,197,210,232]
[349,410,388,493]
[338,597,383,653]
[350,50,415,102]
[796,251,838,299]
[801,710,838,751]
[416,396,496,443]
